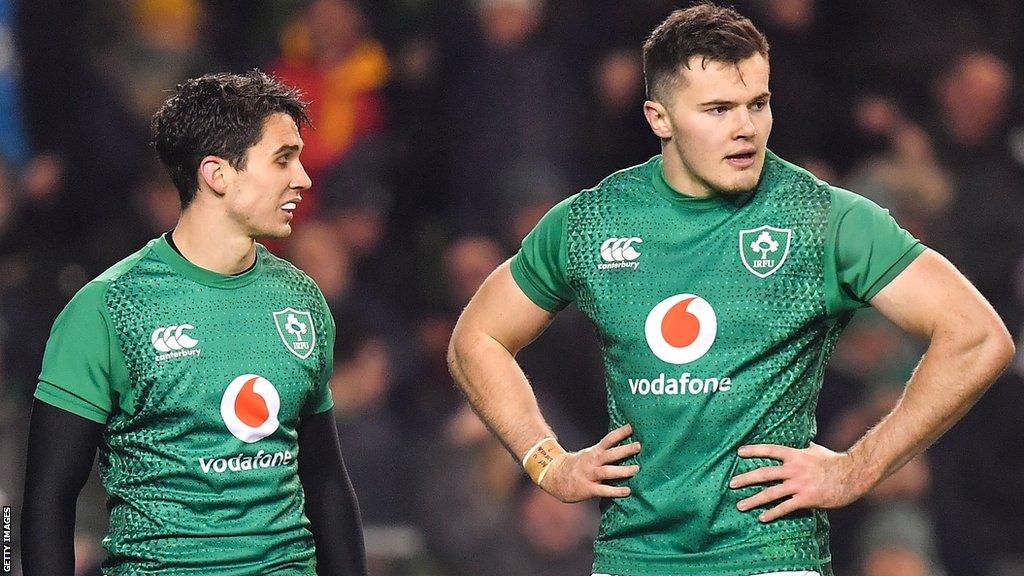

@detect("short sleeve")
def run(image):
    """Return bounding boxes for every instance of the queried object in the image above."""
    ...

[303,291,336,415]
[509,194,577,311]
[824,187,926,316]
[35,281,118,424]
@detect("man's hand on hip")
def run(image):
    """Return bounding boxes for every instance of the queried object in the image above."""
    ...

[729,442,873,522]
[541,424,642,503]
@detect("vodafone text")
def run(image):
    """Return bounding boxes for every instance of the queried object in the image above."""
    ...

[199,449,293,474]
[627,373,732,395]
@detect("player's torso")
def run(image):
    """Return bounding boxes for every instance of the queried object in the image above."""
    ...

[99,248,327,575]
[567,157,839,571]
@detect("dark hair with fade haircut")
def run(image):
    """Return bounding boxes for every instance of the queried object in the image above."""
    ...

[642,2,769,103]
[151,70,310,207]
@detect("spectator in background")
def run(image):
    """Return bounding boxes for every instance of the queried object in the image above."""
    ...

[86,161,183,260]
[818,1,1002,112]
[286,213,405,345]
[318,139,417,331]
[925,55,1024,576]
[92,0,211,127]
[492,161,569,250]
[0,0,30,167]
[0,153,80,403]
[271,0,389,216]
[329,324,420,574]
[580,47,655,186]
[843,95,954,246]
[397,235,507,436]
[406,234,520,573]
[739,0,834,167]
[0,150,104,576]
[498,484,598,576]
[384,31,450,238]
[825,388,943,576]
[443,235,505,308]
[397,231,600,575]
[931,51,1024,337]
[928,370,1024,576]
[444,0,579,234]
[858,502,943,576]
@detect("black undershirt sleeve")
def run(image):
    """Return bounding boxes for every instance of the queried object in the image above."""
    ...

[297,410,367,576]
[21,400,104,576]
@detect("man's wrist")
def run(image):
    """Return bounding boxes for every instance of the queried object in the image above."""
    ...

[522,437,567,486]
[843,446,884,497]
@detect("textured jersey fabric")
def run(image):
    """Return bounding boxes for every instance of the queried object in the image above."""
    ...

[35,235,335,575]
[511,152,924,576]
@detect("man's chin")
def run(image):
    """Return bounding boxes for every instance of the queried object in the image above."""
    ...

[253,225,293,240]
[715,179,759,196]
[716,166,763,195]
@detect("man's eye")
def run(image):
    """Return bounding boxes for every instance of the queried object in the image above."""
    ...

[751,100,767,110]
[710,106,729,115]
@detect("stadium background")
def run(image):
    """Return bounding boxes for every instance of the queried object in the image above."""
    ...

[1,0,1023,574]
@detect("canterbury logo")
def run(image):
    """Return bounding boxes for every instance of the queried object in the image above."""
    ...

[600,237,643,262]
[151,324,199,352]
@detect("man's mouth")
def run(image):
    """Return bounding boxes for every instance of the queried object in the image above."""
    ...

[725,150,756,168]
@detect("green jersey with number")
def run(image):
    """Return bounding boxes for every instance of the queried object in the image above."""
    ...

[35,235,335,576]
[511,152,924,576]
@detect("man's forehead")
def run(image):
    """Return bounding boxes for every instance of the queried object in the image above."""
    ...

[257,113,303,149]
[677,54,770,92]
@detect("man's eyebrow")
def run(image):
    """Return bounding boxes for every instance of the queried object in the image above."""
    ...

[698,92,771,107]
[272,144,301,156]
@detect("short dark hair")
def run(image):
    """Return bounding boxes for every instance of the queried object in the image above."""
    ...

[151,70,310,207]
[642,3,769,102]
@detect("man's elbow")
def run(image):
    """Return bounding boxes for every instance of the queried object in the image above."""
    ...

[447,323,471,380]
[990,327,1016,371]
[446,334,461,378]
[971,316,1016,374]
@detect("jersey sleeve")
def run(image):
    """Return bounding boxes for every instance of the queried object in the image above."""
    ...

[824,187,927,317]
[303,292,336,416]
[509,194,577,311]
[35,281,121,424]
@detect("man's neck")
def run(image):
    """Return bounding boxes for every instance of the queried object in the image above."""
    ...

[660,150,714,199]
[172,207,257,275]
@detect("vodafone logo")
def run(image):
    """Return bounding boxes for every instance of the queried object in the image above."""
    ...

[220,374,281,443]
[644,294,717,364]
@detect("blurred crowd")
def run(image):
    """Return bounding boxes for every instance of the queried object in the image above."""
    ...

[1,1,1023,575]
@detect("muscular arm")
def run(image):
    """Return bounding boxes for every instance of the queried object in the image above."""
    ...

[448,261,640,502]
[297,410,367,576]
[21,400,103,576]
[732,250,1015,520]
[447,261,559,459]
[844,249,1013,485]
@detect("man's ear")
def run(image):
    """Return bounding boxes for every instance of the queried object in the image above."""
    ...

[198,156,230,196]
[643,100,673,140]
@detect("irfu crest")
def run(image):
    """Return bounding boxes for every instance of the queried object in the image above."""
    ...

[739,226,793,278]
[273,308,317,360]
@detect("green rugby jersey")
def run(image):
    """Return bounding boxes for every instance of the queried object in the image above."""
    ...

[511,152,924,576]
[35,235,335,576]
